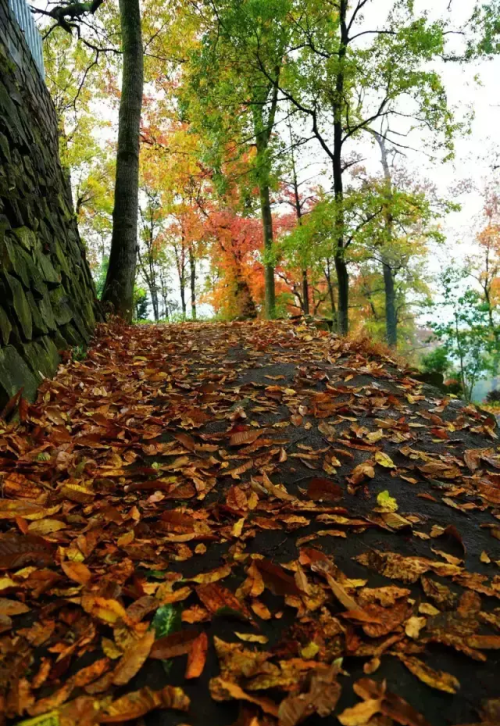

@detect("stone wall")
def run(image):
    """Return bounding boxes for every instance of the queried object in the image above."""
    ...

[0,0,101,408]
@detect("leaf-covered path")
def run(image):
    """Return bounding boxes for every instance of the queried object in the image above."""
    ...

[1,321,499,726]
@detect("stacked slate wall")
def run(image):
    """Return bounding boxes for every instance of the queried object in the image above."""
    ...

[0,0,100,407]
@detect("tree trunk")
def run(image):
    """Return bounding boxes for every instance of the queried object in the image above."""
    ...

[101,0,143,321]
[374,131,398,348]
[334,254,348,334]
[301,269,310,316]
[324,261,338,329]
[260,182,276,318]
[383,260,397,347]
[180,278,186,318]
[332,0,349,335]
[288,116,309,316]
[253,84,279,320]
[189,248,196,320]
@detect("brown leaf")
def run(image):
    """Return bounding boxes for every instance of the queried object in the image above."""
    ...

[99,685,189,722]
[278,666,341,726]
[326,575,359,611]
[150,629,199,659]
[112,630,155,686]
[306,477,343,502]
[230,429,264,446]
[348,461,375,486]
[209,678,279,717]
[255,559,301,597]
[0,533,53,569]
[0,597,30,616]
[196,582,250,617]
[356,551,432,584]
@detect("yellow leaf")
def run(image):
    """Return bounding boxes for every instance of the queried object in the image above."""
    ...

[232,517,245,537]
[338,698,382,726]
[399,655,460,693]
[28,520,67,536]
[376,490,398,512]
[102,637,123,660]
[374,451,395,468]
[81,595,128,624]
[0,577,17,592]
[405,615,426,639]
[235,632,269,644]
[301,642,320,659]
[17,712,59,726]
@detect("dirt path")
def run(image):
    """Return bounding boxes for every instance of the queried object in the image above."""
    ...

[0,321,499,726]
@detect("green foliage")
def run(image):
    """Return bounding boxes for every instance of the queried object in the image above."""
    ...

[469,1,500,57]
[429,266,496,401]
[421,346,450,376]
[134,288,149,321]
[486,388,500,403]
[72,345,88,362]
[94,257,109,300]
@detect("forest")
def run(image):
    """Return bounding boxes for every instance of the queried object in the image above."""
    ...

[31,0,500,404]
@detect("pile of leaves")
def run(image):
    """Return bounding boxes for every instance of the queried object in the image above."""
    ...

[0,320,499,726]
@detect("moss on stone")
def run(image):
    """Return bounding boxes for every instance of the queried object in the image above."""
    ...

[0,345,39,408]
[4,272,32,340]
[12,226,36,251]
[0,305,12,345]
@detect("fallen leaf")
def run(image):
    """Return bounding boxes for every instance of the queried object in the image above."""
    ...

[112,630,155,686]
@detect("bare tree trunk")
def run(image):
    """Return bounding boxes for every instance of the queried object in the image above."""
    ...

[383,260,397,347]
[332,0,349,335]
[102,0,143,321]
[288,114,309,316]
[324,261,338,329]
[259,181,276,318]
[253,82,279,319]
[374,130,398,348]
[189,247,197,320]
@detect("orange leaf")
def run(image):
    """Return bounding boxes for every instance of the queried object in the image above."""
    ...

[62,560,92,586]
[185,631,208,678]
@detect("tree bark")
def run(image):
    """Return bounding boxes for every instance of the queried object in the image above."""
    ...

[332,0,349,335]
[253,81,279,319]
[288,116,309,316]
[189,247,197,320]
[374,131,398,347]
[383,260,397,347]
[102,0,143,321]
[259,181,276,319]
[324,260,338,329]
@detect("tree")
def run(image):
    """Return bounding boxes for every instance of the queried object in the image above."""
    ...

[430,266,495,402]
[101,0,144,320]
[185,0,289,318]
[254,0,457,333]
[465,185,500,359]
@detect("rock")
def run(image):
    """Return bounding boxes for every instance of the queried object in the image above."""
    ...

[4,272,32,340]
[0,304,12,344]
[0,345,39,407]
